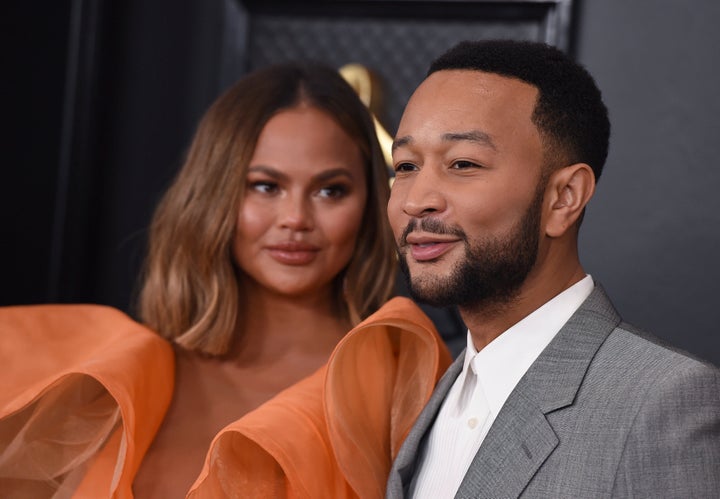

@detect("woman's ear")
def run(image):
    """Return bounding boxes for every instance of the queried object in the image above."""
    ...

[544,163,596,238]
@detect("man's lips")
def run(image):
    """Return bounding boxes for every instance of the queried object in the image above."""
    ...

[265,242,320,265]
[404,233,460,262]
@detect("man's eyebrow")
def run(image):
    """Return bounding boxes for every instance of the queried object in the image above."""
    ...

[391,135,412,153]
[391,131,497,152]
[442,130,497,150]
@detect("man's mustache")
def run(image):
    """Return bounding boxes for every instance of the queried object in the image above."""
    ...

[400,218,467,246]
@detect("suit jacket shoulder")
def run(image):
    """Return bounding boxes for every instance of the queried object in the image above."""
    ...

[388,285,720,499]
[587,321,720,498]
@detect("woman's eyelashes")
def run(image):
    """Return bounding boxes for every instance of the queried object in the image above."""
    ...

[249,180,279,195]
[317,183,350,199]
[247,180,351,200]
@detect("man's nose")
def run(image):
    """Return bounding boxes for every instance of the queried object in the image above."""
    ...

[401,168,447,218]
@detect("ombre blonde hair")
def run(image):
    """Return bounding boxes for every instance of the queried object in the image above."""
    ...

[137,63,396,355]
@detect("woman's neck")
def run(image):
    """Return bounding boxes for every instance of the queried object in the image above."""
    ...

[227,283,350,366]
[133,282,352,496]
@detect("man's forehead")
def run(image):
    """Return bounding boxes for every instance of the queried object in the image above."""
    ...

[415,69,537,98]
[397,70,539,135]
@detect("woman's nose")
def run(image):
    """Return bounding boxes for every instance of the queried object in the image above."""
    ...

[278,194,314,231]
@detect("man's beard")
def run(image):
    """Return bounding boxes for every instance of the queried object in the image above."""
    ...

[397,186,543,311]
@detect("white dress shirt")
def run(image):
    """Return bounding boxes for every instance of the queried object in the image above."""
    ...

[410,276,595,499]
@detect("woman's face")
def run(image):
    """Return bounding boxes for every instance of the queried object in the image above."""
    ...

[233,105,368,299]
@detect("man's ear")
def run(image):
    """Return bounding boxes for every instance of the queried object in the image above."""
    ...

[544,163,595,237]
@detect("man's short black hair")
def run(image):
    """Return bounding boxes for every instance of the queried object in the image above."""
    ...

[429,40,610,181]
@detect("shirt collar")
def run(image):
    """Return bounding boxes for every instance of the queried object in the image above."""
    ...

[461,275,594,415]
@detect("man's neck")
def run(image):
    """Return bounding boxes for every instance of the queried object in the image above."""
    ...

[460,266,587,351]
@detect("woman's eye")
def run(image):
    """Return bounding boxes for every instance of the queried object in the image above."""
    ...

[317,184,349,199]
[394,162,417,173]
[250,181,278,194]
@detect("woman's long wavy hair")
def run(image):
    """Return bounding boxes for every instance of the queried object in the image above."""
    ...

[137,63,396,356]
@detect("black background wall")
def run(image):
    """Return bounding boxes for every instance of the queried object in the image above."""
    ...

[575,0,720,366]
[4,0,719,365]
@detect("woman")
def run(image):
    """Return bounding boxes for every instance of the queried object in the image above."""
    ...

[0,63,451,497]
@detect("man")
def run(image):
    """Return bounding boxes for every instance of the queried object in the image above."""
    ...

[386,40,720,498]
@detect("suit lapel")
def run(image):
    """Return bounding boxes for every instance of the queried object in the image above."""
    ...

[455,391,559,498]
[455,285,622,498]
[389,354,464,494]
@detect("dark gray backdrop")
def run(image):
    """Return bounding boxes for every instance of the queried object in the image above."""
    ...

[4,0,718,365]
[576,0,720,365]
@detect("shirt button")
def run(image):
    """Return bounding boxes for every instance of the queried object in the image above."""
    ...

[468,417,478,429]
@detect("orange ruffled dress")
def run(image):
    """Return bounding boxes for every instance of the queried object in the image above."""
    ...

[0,297,451,498]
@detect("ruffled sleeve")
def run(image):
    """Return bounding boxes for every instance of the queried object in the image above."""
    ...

[187,297,452,499]
[0,304,175,499]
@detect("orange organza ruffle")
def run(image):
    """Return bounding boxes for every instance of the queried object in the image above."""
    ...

[0,304,174,499]
[187,297,452,499]
[0,298,450,498]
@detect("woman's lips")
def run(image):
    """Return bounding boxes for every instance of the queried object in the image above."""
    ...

[266,243,320,265]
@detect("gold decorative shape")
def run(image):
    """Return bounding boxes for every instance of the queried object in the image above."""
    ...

[339,64,394,168]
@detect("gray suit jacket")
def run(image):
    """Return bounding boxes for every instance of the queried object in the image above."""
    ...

[387,285,720,498]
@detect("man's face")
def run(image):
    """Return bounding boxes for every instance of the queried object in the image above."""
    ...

[388,70,547,310]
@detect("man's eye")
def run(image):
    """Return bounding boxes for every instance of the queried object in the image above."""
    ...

[250,181,278,194]
[451,160,480,169]
[317,184,349,199]
[394,162,417,173]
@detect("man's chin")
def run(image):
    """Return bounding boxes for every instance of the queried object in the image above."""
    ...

[406,277,458,308]
[400,257,458,305]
